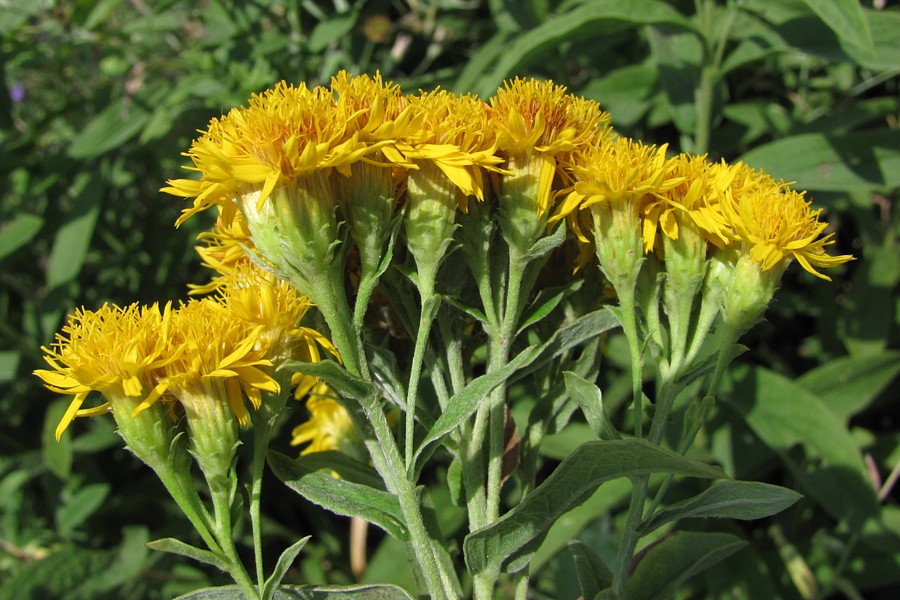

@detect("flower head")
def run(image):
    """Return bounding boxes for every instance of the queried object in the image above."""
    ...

[715,168,854,280]
[404,89,505,204]
[488,77,611,251]
[35,302,174,440]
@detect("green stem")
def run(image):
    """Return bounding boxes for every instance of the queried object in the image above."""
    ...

[366,400,458,599]
[485,245,528,523]
[210,480,259,600]
[405,260,440,467]
[618,286,645,439]
[694,0,741,154]
[613,477,650,599]
[153,463,221,556]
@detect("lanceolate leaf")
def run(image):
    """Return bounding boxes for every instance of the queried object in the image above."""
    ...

[796,351,900,421]
[625,531,747,600]
[463,439,727,575]
[268,451,408,541]
[262,537,311,600]
[563,371,620,441]
[175,584,415,600]
[412,344,541,476]
[722,365,879,530]
[279,360,374,402]
[146,538,228,572]
[801,0,873,52]
[640,481,802,534]
[568,540,613,600]
[516,308,620,381]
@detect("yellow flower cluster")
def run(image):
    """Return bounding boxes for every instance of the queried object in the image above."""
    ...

[164,71,850,283]
[35,262,325,440]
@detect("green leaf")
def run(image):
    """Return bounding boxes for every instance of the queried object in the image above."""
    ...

[56,483,111,536]
[580,63,659,127]
[796,351,900,421]
[801,0,872,51]
[45,173,102,291]
[413,344,541,476]
[770,9,900,71]
[529,478,631,573]
[517,308,620,381]
[463,439,727,575]
[307,10,360,53]
[625,531,747,600]
[0,212,43,260]
[286,451,385,490]
[175,584,416,599]
[262,537,311,600]
[42,397,73,478]
[739,129,900,192]
[518,279,583,334]
[563,371,620,440]
[722,365,879,530]
[268,450,409,541]
[67,98,149,158]
[146,537,229,572]
[640,481,802,534]
[568,540,613,600]
[647,25,703,136]
[475,0,696,97]
[280,360,374,402]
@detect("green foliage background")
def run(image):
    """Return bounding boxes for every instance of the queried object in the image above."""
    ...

[1,0,897,598]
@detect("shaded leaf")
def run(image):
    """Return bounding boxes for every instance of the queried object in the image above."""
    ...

[640,481,802,534]
[262,537,311,600]
[280,360,374,403]
[475,0,695,97]
[722,365,879,530]
[268,451,408,541]
[739,129,900,192]
[413,344,541,476]
[67,99,149,158]
[308,10,360,53]
[796,351,900,421]
[176,584,415,600]
[564,371,620,440]
[801,0,872,51]
[464,439,727,575]
[147,538,229,572]
[569,539,613,599]
[626,531,747,600]
[45,173,102,291]
[0,212,43,260]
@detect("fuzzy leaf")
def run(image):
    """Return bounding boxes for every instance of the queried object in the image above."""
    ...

[640,481,802,534]
[564,371,620,441]
[463,439,726,574]
[413,344,541,476]
[268,451,408,541]
[626,531,747,600]
[147,538,229,572]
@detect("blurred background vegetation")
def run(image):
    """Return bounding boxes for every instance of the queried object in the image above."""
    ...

[0,0,897,598]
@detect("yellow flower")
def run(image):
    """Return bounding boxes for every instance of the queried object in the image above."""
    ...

[137,298,279,429]
[35,302,174,440]
[403,89,505,205]
[190,211,259,295]
[715,163,854,280]
[554,137,681,250]
[489,77,611,219]
[290,386,357,456]
[215,260,339,367]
